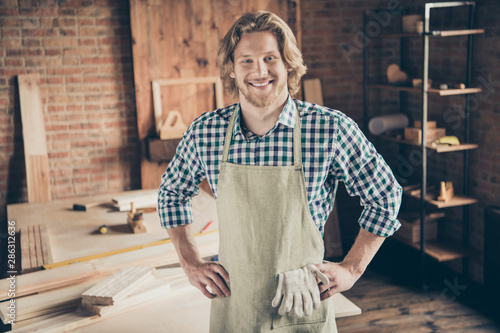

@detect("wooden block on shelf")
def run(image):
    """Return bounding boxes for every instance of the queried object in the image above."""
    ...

[81,266,155,306]
[404,127,446,144]
[414,120,437,129]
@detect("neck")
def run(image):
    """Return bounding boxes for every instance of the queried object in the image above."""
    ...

[239,93,288,137]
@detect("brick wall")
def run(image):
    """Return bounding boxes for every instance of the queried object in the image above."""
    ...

[302,0,500,284]
[0,0,140,224]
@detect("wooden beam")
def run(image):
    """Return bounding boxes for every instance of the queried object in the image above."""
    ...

[18,74,51,203]
[81,266,154,305]
[82,278,171,316]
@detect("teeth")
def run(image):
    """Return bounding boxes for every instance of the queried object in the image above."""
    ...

[252,81,269,87]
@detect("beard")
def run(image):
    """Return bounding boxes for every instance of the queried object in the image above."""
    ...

[236,74,288,109]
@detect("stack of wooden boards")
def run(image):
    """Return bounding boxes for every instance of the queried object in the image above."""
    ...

[0,231,219,332]
[81,267,170,317]
[393,212,445,244]
[20,224,53,273]
[111,190,158,212]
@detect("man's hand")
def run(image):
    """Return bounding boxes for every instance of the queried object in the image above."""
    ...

[315,261,360,300]
[166,224,231,299]
[183,259,230,299]
[316,228,386,300]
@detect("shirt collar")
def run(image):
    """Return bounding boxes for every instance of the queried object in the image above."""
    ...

[233,95,297,140]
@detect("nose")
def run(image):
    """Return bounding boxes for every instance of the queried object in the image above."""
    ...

[255,59,268,77]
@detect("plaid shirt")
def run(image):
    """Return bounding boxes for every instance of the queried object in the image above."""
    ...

[158,96,402,237]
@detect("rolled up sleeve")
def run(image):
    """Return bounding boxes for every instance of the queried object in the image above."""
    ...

[330,116,402,237]
[158,127,205,229]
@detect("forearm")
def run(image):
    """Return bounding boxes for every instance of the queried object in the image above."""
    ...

[167,224,203,268]
[341,227,386,278]
[167,224,230,298]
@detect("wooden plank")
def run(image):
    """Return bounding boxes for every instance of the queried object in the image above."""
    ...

[81,266,154,305]
[436,28,485,37]
[82,278,171,316]
[303,78,324,105]
[0,278,100,323]
[0,231,219,301]
[33,223,44,268]
[332,293,362,318]
[28,224,37,271]
[39,224,53,265]
[20,226,31,273]
[18,74,51,203]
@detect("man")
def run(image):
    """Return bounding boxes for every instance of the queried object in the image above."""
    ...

[158,11,402,332]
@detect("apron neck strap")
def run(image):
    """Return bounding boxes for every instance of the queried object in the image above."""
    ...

[222,104,303,167]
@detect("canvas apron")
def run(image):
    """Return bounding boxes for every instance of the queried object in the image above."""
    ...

[210,108,337,332]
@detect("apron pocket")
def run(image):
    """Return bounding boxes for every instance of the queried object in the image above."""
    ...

[271,299,328,329]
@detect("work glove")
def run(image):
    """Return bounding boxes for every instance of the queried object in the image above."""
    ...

[271,264,330,318]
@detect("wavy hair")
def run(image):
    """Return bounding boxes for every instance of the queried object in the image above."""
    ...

[216,11,307,97]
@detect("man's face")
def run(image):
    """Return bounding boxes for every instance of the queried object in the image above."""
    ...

[230,31,290,109]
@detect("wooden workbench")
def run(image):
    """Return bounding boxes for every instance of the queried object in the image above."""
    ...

[5,190,361,331]
[7,189,218,264]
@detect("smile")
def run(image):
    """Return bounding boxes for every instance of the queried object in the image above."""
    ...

[249,80,273,87]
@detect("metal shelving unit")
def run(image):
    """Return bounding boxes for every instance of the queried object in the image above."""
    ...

[363,2,483,288]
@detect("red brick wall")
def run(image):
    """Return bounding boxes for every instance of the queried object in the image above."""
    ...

[0,0,140,222]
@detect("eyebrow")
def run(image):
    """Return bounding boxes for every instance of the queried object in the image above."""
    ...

[235,51,279,59]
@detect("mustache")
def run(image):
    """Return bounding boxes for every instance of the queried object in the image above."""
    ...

[245,75,277,83]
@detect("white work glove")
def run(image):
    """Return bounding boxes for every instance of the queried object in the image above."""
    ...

[271,264,330,318]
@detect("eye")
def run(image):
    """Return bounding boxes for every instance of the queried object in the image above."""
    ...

[265,56,276,61]
[242,59,252,64]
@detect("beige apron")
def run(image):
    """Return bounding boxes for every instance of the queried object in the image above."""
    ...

[210,108,337,332]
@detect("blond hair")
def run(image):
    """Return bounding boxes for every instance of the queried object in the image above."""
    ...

[217,11,307,97]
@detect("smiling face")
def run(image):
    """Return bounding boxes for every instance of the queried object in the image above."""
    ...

[230,31,290,109]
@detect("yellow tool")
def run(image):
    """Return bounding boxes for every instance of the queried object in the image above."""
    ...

[432,136,460,146]
[99,225,108,234]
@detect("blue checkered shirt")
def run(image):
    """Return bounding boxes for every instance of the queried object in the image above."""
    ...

[158,96,402,237]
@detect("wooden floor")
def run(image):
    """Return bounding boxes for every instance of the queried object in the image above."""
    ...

[336,270,500,333]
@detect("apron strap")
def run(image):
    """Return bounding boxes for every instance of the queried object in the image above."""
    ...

[222,103,303,167]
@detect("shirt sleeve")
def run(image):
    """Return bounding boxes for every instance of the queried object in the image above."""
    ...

[330,115,402,237]
[158,125,206,229]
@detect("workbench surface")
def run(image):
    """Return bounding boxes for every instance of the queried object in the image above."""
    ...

[7,189,218,263]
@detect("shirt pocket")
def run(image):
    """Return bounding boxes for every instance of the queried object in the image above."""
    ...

[271,298,328,330]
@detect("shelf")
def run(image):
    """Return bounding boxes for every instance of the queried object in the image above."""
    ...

[431,29,485,37]
[377,29,484,38]
[375,134,479,153]
[393,237,470,262]
[404,190,478,209]
[369,83,482,96]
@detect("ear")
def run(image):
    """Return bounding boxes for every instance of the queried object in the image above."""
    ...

[229,72,235,79]
[287,67,293,72]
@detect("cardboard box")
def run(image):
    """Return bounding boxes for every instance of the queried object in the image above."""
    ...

[404,127,445,144]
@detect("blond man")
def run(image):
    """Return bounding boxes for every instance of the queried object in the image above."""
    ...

[159,11,402,332]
